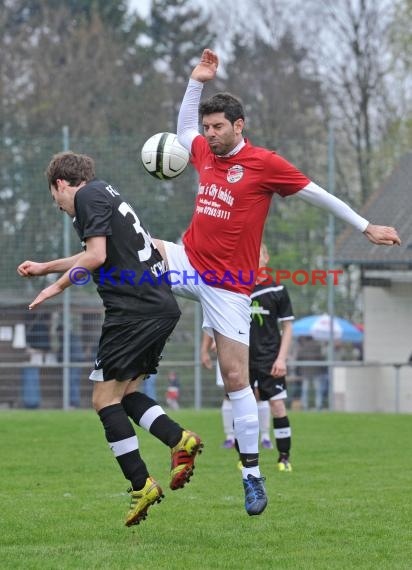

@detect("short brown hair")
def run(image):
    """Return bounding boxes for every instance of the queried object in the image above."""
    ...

[46,151,95,189]
[199,92,245,124]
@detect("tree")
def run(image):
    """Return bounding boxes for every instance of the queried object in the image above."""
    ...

[223,32,325,171]
[0,0,149,290]
[1,1,148,137]
[301,0,398,203]
[377,0,412,165]
[0,0,217,289]
[148,0,216,124]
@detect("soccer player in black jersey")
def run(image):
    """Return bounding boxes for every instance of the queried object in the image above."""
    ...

[17,151,203,527]
[248,243,294,471]
[202,243,294,471]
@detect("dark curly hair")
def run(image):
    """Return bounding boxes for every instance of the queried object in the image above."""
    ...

[46,151,95,189]
[199,92,245,124]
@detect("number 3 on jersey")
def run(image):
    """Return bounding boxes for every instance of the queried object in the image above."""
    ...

[118,202,152,262]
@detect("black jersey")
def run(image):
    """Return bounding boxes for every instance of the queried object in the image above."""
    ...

[73,179,180,318]
[249,282,294,367]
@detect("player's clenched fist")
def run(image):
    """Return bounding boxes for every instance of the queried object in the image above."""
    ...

[17,260,47,277]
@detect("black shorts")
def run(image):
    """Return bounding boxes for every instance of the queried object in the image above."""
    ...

[92,315,179,382]
[249,365,287,401]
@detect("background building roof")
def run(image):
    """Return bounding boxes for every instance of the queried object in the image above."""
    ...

[336,152,412,266]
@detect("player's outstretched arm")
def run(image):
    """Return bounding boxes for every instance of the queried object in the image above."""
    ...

[17,252,86,277]
[363,224,401,246]
[191,48,218,83]
[26,237,107,310]
[28,282,65,311]
[177,49,218,152]
[297,182,401,246]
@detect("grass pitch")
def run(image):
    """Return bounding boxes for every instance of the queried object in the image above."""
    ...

[1,409,411,569]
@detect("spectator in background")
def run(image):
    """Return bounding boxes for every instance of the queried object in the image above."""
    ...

[166,371,180,410]
[141,373,158,401]
[296,336,328,411]
[22,313,51,408]
[335,340,362,362]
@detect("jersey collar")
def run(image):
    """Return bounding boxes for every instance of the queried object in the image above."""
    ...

[218,138,246,158]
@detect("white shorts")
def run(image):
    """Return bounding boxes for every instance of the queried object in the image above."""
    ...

[163,241,251,346]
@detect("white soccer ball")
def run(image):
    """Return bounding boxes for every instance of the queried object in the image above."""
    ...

[141,132,190,180]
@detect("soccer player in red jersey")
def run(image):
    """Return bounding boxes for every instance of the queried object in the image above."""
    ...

[155,49,400,516]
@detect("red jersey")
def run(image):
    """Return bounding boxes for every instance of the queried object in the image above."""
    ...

[182,136,310,295]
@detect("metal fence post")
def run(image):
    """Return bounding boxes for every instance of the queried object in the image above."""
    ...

[194,302,202,409]
[62,125,71,410]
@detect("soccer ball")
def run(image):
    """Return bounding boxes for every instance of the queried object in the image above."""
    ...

[141,132,190,180]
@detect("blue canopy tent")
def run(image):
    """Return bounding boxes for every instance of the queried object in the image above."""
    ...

[292,313,363,343]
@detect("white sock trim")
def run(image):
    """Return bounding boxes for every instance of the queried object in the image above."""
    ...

[108,435,138,457]
[139,405,165,431]
[274,427,292,439]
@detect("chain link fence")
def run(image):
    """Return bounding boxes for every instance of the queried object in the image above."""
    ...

[1,132,373,411]
[0,132,234,409]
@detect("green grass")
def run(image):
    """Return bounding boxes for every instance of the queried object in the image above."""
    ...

[1,410,411,570]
